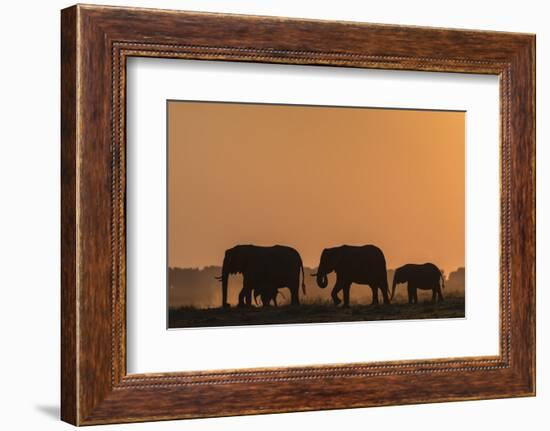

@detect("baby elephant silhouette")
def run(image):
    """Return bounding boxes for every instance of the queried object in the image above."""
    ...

[391,263,445,304]
[253,287,287,307]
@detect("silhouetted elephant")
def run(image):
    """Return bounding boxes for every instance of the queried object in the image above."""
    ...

[216,245,306,308]
[312,245,390,307]
[254,286,287,307]
[391,263,445,304]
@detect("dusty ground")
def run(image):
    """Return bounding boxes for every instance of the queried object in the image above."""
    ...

[168,296,465,328]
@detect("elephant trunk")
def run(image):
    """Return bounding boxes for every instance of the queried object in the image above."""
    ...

[316,272,328,289]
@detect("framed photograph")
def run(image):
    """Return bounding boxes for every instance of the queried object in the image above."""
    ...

[61,4,535,425]
[165,99,466,328]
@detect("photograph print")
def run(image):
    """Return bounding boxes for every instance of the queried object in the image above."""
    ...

[167,100,465,328]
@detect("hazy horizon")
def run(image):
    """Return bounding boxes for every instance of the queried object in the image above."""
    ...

[168,264,465,309]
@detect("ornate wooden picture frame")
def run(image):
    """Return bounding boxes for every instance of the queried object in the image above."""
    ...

[61,4,535,425]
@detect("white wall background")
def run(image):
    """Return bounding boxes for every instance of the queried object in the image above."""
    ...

[0,0,546,429]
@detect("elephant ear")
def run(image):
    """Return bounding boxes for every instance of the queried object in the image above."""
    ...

[393,267,402,282]
[225,249,241,275]
[235,248,252,274]
[325,247,343,271]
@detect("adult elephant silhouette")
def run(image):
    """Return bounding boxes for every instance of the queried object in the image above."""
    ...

[312,245,390,307]
[391,263,445,304]
[217,245,306,308]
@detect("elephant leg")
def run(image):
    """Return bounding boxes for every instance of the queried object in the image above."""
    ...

[431,288,437,304]
[371,286,379,305]
[331,288,341,305]
[237,289,247,307]
[331,274,347,306]
[381,284,390,304]
[437,285,444,302]
[413,288,418,304]
[290,286,300,306]
[407,285,414,304]
[342,284,351,308]
[330,283,342,305]
[238,278,251,307]
[260,291,271,308]
[331,284,342,306]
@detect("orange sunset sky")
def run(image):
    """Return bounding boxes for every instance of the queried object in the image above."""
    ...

[168,101,465,272]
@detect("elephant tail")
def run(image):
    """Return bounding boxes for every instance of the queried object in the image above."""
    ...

[301,262,306,295]
[382,274,390,302]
